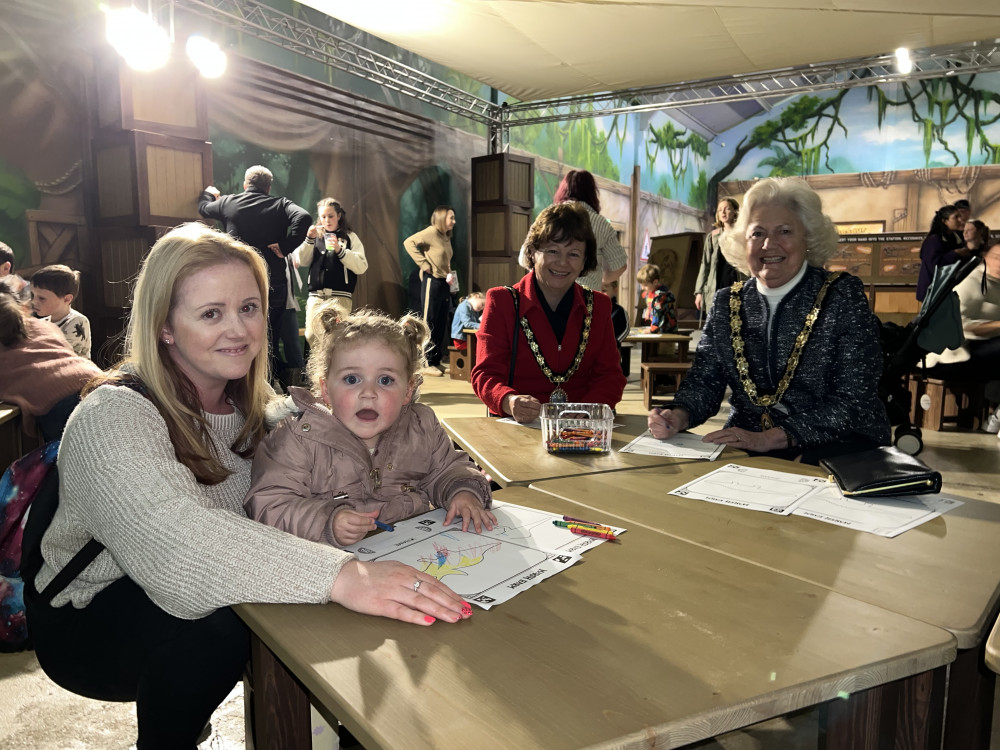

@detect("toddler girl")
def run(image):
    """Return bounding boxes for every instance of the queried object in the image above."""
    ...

[246,307,495,547]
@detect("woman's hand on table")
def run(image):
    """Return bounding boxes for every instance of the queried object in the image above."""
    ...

[506,394,541,423]
[648,407,689,439]
[330,560,472,625]
[702,426,790,453]
[444,491,497,533]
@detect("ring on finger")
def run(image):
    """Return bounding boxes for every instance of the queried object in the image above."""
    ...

[413,580,422,593]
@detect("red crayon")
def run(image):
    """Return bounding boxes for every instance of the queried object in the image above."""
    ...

[567,524,620,542]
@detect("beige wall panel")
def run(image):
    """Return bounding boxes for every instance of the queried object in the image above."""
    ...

[96,145,136,219]
[146,145,203,219]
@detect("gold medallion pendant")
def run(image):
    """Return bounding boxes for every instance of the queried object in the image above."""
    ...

[728,273,842,428]
[519,289,595,404]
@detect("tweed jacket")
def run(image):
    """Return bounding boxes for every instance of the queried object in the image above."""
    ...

[673,266,890,449]
[245,388,491,547]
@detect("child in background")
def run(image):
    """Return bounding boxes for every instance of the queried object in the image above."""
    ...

[450,291,485,351]
[30,264,91,359]
[637,264,677,334]
[246,307,495,547]
[600,279,630,345]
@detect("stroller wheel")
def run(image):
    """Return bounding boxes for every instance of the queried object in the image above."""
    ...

[894,426,923,456]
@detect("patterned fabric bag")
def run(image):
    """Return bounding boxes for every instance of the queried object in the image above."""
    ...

[0,441,59,651]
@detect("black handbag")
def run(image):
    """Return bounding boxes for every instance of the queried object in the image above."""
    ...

[819,446,942,498]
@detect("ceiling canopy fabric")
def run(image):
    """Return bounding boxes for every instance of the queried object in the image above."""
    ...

[301,1,1000,102]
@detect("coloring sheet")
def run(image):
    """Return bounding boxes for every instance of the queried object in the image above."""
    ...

[669,463,828,514]
[620,430,724,460]
[791,483,964,537]
[669,463,963,535]
[344,501,624,609]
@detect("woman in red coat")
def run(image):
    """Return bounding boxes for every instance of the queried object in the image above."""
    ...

[471,203,627,422]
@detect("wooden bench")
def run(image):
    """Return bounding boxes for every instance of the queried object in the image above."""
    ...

[641,361,692,410]
[905,374,988,431]
[448,346,471,381]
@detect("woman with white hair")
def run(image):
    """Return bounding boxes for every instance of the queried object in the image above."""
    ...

[648,177,889,464]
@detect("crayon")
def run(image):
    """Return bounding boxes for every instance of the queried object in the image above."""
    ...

[373,519,395,532]
[566,525,619,542]
[563,516,611,529]
[552,520,612,532]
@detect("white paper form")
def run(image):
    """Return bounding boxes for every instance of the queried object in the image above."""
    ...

[620,430,724,460]
[344,501,624,609]
[669,463,827,514]
[496,417,542,430]
[792,483,964,537]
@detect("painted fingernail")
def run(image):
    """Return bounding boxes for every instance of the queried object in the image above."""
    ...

[461,603,473,617]
[424,616,436,624]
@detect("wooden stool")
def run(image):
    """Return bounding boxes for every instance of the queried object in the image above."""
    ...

[905,374,988,431]
[448,346,471,381]
[641,361,692,410]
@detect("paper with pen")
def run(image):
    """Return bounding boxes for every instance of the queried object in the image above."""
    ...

[620,430,724,460]
[342,501,626,609]
[669,463,962,537]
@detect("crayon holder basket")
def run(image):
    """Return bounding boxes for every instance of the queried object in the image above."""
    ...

[540,403,613,454]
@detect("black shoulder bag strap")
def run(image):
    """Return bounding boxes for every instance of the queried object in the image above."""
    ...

[32,377,156,605]
[504,286,520,387]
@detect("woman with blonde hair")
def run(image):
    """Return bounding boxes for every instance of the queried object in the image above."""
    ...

[694,197,743,314]
[25,223,470,749]
[404,205,458,377]
[649,178,889,463]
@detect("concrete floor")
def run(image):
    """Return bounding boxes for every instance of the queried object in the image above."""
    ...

[2,352,998,749]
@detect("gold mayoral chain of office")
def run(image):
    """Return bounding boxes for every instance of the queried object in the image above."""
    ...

[728,272,843,430]
[518,288,594,403]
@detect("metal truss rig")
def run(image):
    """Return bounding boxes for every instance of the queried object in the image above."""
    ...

[504,40,1000,127]
[167,0,496,125]
[167,0,1000,150]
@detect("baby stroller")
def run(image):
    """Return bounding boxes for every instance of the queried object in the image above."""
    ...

[878,255,981,455]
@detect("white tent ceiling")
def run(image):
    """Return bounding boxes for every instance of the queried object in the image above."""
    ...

[299,1,1000,103]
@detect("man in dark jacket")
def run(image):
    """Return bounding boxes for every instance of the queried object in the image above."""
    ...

[198,166,311,383]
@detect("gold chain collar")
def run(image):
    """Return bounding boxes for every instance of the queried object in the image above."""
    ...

[518,288,594,388]
[729,272,843,424]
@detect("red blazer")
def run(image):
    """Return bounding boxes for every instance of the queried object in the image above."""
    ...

[471,272,627,415]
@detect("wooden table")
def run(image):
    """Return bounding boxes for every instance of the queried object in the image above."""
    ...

[237,486,955,750]
[441,414,744,488]
[0,402,23,471]
[530,458,1000,746]
[624,329,691,364]
[987,617,1000,674]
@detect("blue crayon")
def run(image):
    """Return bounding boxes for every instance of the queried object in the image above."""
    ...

[374,519,395,532]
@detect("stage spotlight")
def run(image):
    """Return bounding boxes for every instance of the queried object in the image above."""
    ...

[895,47,913,75]
[186,35,227,78]
[103,5,171,72]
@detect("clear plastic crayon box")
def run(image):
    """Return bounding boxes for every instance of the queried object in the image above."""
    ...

[540,403,614,454]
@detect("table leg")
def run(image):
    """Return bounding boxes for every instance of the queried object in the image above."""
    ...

[818,666,945,749]
[944,646,996,750]
[249,633,313,750]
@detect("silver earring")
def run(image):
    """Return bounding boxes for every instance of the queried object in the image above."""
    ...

[163,338,172,345]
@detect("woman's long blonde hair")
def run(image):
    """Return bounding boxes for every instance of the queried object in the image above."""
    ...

[87,223,272,485]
